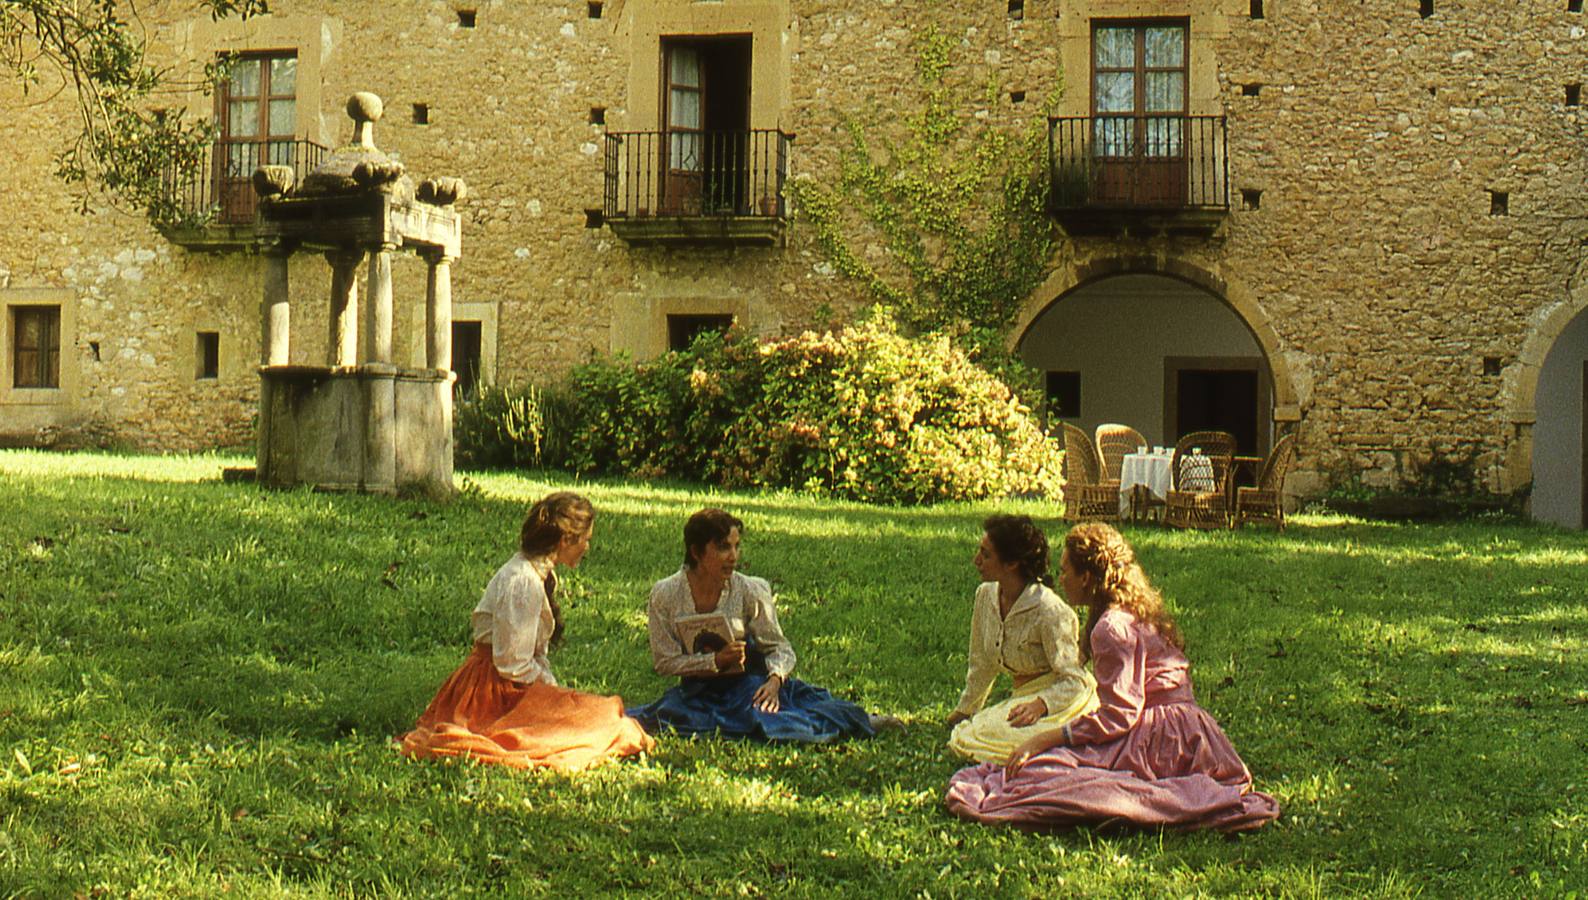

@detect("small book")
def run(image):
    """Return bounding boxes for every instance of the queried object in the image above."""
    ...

[674,612,740,673]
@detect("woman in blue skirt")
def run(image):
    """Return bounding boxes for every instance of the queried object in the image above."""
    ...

[628,508,894,741]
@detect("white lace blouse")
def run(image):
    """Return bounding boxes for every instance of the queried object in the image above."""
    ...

[470,553,557,685]
[646,569,796,680]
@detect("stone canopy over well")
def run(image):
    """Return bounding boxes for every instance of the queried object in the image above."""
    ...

[252,92,465,497]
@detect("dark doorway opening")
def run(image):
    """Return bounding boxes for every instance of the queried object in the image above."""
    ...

[452,320,483,400]
[662,35,752,214]
[1165,359,1268,456]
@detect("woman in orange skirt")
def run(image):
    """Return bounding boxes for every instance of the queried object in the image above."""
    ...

[398,491,654,770]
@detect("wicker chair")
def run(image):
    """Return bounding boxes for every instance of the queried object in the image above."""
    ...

[1095,423,1151,519]
[1094,423,1148,482]
[1163,430,1238,529]
[1060,422,1121,523]
[1236,432,1297,530]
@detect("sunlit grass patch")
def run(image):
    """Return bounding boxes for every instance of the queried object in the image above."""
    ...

[2,450,1587,895]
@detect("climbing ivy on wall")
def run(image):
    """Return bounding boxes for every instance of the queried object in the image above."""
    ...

[790,25,1059,369]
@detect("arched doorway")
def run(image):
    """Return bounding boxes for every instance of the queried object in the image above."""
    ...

[1018,273,1274,455]
[1530,306,1588,528]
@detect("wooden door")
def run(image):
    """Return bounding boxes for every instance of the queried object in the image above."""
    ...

[216,53,297,223]
[662,45,704,214]
[1092,23,1188,207]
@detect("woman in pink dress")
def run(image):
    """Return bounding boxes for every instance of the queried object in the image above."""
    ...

[945,522,1279,831]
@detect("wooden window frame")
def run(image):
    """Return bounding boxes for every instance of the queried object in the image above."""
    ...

[215,50,299,222]
[12,305,61,389]
[1089,19,1190,159]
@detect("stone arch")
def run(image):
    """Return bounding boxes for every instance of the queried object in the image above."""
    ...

[1011,253,1303,425]
[1503,265,1588,518]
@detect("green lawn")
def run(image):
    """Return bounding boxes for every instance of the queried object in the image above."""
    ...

[1,450,1585,897]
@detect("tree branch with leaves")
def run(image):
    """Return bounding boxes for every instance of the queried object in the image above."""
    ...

[2,0,266,223]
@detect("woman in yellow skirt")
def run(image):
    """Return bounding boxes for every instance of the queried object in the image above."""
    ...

[945,515,1098,763]
[398,492,654,770]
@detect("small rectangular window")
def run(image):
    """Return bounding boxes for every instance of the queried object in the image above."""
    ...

[667,314,734,353]
[1240,188,1263,210]
[1568,84,1582,106]
[589,106,606,125]
[1419,0,1433,18]
[1571,0,1583,12]
[587,1,603,18]
[412,103,430,125]
[456,8,476,28]
[1489,190,1509,216]
[12,305,61,389]
[1046,371,1081,419]
[1008,0,1024,20]
[196,331,220,380]
[1482,356,1504,377]
[1250,0,1265,18]
[584,208,604,229]
[1241,83,1262,97]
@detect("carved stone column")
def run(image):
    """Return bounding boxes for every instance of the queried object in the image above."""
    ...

[326,248,364,367]
[422,251,455,372]
[260,241,292,366]
[364,242,396,365]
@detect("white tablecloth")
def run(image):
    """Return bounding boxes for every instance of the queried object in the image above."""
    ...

[1119,451,1174,516]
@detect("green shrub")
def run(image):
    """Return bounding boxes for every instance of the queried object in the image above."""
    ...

[555,314,1060,505]
[453,382,550,469]
[718,315,1060,504]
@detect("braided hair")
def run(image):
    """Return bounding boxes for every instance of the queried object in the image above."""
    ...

[982,514,1054,589]
[518,491,595,648]
[1062,522,1184,660]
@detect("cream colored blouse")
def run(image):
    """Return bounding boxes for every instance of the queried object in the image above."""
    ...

[470,552,557,685]
[646,569,796,680]
[953,580,1094,717]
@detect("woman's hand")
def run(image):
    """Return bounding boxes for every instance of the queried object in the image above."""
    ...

[752,674,784,713]
[714,640,747,673]
[945,710,970,728]
[1004,734,1048,780]
[1006,697,1048,727]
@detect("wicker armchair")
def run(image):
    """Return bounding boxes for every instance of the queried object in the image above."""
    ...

[1163,430,1237,529]
[1060,422,1121,523]
[1095,423,1151,520]
[1094,423,1148,482]
[1236,433,1297,529]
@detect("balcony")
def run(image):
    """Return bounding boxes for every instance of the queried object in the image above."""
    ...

[603,129,791,247]
[1047,115,1228,236]
[155,139,329,250]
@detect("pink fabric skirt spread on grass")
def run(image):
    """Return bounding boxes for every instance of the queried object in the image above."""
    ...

[945,696,1279,832]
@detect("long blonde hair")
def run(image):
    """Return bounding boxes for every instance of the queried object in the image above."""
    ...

[1063,522,1183,659]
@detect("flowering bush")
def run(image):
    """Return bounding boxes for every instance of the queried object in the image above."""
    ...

[545,314,1060,504]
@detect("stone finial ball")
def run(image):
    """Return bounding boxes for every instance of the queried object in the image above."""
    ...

[347,92,384,123]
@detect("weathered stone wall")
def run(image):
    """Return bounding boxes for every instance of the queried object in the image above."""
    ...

[3,0,1586,507]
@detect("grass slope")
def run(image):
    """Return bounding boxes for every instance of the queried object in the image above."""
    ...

[0,450,1584,897]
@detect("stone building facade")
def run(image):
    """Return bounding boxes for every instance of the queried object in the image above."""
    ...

[3,0,1588,525]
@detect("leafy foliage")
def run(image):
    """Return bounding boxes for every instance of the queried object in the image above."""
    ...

[553,314,1060,504]
[453,382,553,469]
[2,0,266,222]
[788,25,1057,362]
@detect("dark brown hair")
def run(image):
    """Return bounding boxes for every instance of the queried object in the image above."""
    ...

[982,514,1053,588]
[518,491,594,647]
[683,508,744,568]
[1062,522,1184,660]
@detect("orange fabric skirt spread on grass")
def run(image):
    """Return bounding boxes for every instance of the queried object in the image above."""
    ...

[398,643,654,771]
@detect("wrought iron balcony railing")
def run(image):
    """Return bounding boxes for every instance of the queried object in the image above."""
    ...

[602,128,791,245]
[1048,115,1228,216]
[160,138,329,232]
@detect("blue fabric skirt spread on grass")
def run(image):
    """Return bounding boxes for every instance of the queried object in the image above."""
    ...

[627,653,875,743]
